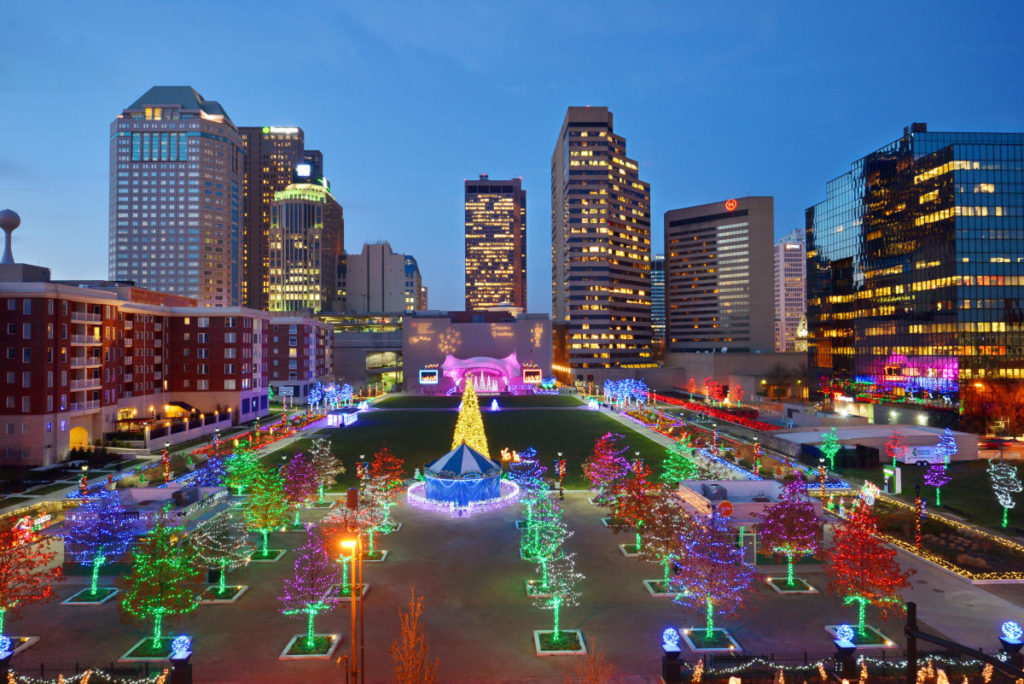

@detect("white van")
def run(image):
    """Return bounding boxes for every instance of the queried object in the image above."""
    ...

[899,446,945,467]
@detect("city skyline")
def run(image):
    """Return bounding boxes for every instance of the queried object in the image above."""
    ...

[3,3,1024,312]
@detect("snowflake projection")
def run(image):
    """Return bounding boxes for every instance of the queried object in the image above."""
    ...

[438,328,462,355]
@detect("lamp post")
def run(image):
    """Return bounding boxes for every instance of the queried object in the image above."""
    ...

[340,536,364,684]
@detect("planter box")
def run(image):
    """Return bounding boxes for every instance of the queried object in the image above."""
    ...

[327,583,370,601]
[201,585,249,604]
[525,580,554,598]
[361,550,388,562]
[824,624,897,648]
[642,579,682,598]
[382,522,403,534]
[618,544,641,557]
[515,520,529,530]
[765,577,818,594]
[533,629,586,656]
[5,636,39,656]
[119,637,178,661]
[680,627,742,653]
[63,587,119,605]
[278,633,342,660]
[250,549,287,563]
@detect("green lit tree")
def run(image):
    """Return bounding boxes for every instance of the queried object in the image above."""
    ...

[520,499,572,593]
[660,434,699,485]
[243,465,290,557]
[224,446,261,496]
[820,427,840,470]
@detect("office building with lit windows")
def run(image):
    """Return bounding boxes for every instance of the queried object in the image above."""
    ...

[343,241,426,313]
[774,229,806,352]
[267,180,344,314]
[806,123,1024,433]
[551,106,652,379]
[651,254,665,356]
[464,174,526,311]
[109,86,242,306]
[239,126,323,310]
[665,197,775,354]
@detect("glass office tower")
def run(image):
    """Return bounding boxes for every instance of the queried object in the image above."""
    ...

[806,123,1024,433]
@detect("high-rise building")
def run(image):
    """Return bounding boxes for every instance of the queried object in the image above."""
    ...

[344,242,426,313]
[774,229,806,352]
[464,174,527,311]
[807,123,1024,432]
[651,254,665,356]
[665,197,775,354]
[551,106,652,375]
[109,86,243,306]
[267,180,344,313]
[239,126,322,310]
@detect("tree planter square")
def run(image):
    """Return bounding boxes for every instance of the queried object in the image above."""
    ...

[63,587,119,605]
[601,517,612,527]
[119,636,179,661]
[278,633,342,660]
[680,627,742,653]
[361,549,388,562]
[4,636,38,656]
[587,496,600,506]
[327,583,370,601]
[525,580,555,598]
[201,584,248,603]
[643,579,685,597]
[284,524,308,532]
[824,625,897,648]
[381,522,402,534]
[250,549,286,562]
[766,577,818,594]
[618,543,641,557]
[533,629,586,655]
[515,520,529,530]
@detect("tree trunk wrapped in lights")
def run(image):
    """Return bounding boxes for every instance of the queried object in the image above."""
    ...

[756,476,821,587]
[224,446,261,497]
[283,453,320,526]
[521,497,572,591]
[820,427,840,470]
[369,447,406,530]
[243,465,290,556]
[660,434,699,485]
[532,553,582,644]
[639,486,693,587]
[885,430,907,467]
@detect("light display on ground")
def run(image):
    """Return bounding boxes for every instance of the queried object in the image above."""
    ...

[406,479,519,518]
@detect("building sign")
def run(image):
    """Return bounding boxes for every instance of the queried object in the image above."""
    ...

[724,199,738,211]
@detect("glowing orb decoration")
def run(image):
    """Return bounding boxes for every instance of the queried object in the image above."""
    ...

[661,627,681,650]
[861,481,879,506]
[835,625,855,643]
[170,635,192,657]
[357,401,369,410]
[0,635,11,654]
[724,198,738,211]
[1002,621,1023,642]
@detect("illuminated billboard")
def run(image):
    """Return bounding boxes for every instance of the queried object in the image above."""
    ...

[419,369,439,385]
[522,368,542,384]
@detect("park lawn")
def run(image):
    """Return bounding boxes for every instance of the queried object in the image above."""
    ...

[263,407,665,489]
[841,460,1023,534]
[373,394,583,409]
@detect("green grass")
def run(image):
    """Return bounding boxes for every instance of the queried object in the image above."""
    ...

[841,460,1023,534]
[264,406,666,488]
[373,394,583,409]
[0,496,33,509]
[285,635,334,655]
[26,482,75,495]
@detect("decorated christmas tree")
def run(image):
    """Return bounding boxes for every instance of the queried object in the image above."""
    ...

[451,377,489,457]
[63,497,136,598]
[583,432,629,507]
[825,501,912,636]
[885,431,907,467]
[283,453,320,526]
[190,513,254,598]
[639,487,692,590]
[532,552,583,648]
[756,476,821,588]
[820,427,840,470]
[669,511,756,642]
[521,498,572,593]
[936,427,958,462]
[308,437,344,504]
[660,434,699,485]
[370,447,405,531]
[0,517,62,638]
[279,529,338,651]
[243,465,291,557]
[988,459,1023,528]
[224,446,261,496]
[687,377,698,400]
[611,459,653,553]
[924,461,952,507]
[118,515,203,648]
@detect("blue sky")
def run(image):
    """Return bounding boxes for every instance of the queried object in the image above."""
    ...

[2,1,1022,312]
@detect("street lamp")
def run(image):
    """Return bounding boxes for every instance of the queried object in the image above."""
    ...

[339,537,364,684]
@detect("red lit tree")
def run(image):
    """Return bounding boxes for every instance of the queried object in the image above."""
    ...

[610,459,654,553]
[639,487,692,589]
[583,433,629,506]
[283,453,320,526]
[370,447,405,531]
[731,384,744,405]
[687,378,698,401]
[885,431,907,467]
[825,501,912,635]
[0,518,62,637]
[756,476,821,588]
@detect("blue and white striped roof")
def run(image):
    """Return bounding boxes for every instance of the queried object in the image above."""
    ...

[426,444,501,478]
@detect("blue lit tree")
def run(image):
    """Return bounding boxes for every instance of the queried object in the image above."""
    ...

[510,447,547,528]
[63,497,137,597]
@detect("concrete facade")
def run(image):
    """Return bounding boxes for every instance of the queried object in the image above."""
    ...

[343,241,425,313]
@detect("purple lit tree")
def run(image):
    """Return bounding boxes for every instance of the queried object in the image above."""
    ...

[279,528,339,651]
[755,476,821,588]
[924,461,952,507]
[283,453,320,527]
[668,511,756,641]
[63,497,137,598]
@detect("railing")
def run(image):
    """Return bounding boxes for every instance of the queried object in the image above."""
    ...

[123,356,133,365]
[69,378,101,391]
[123,374,133,382]
[69,335,101,345]
[69,357,101,368]
[68,400,100,412]
[123,320,133,329]
[69,311,101,323]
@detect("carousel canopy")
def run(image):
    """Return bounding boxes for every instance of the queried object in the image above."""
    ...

[426,444,501,479]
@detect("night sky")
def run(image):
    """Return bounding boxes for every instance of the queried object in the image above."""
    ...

[2,1,1022,312]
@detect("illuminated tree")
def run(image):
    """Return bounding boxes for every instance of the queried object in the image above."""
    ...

[825,502,912,635]
[731,384,744,405]
[521,498,572,592]
[224,447,261,496]
[390,587,439,684]
[0,518,62,637]
[63,497,136,597]
[360,476,392,553]
[308,437,344,504]
[243,465,290,556]
[936,428,958,462]
[687,377,698,401]
[532,552,583,645]
[988,459,1023,528]
[450,377,489,457]
[661,434,699,484]
[320,506,373,594]
[639,487,692,588]
[511,447,548,528]
[191,456,227,487]
[190,513,253,596]
[283,453,319,526]
[370,447,405,530]
[279,529,338,650]
[820,427,840,470]
[885,431,907,467]
[924,461,952,507]
[610,459,653,553]
[583,433,629,507]
[118,515,203,648]
[756,477,821,587]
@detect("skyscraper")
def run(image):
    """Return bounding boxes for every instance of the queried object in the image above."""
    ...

[807,123,1024,432]
[665,197,775,354]
[464,174,527,311]
[267,179,344,313]
[551,106,652,375]
[774,229,806,352]
[651,254,666,357]
[239,126,320,310]
[109,86,242,306]
[343,242,426,313]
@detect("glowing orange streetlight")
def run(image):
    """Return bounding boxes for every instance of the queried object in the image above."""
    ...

[338,536,364,683]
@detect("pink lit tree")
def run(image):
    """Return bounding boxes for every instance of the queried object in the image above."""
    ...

[279,528,339,651]
[885,430,907,467]
[283,453,320,527]
[756,476,821,588]
[610,459,654,553]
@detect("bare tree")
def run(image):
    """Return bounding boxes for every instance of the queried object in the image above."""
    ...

[563,640,616,683]
[390,586,439,684]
